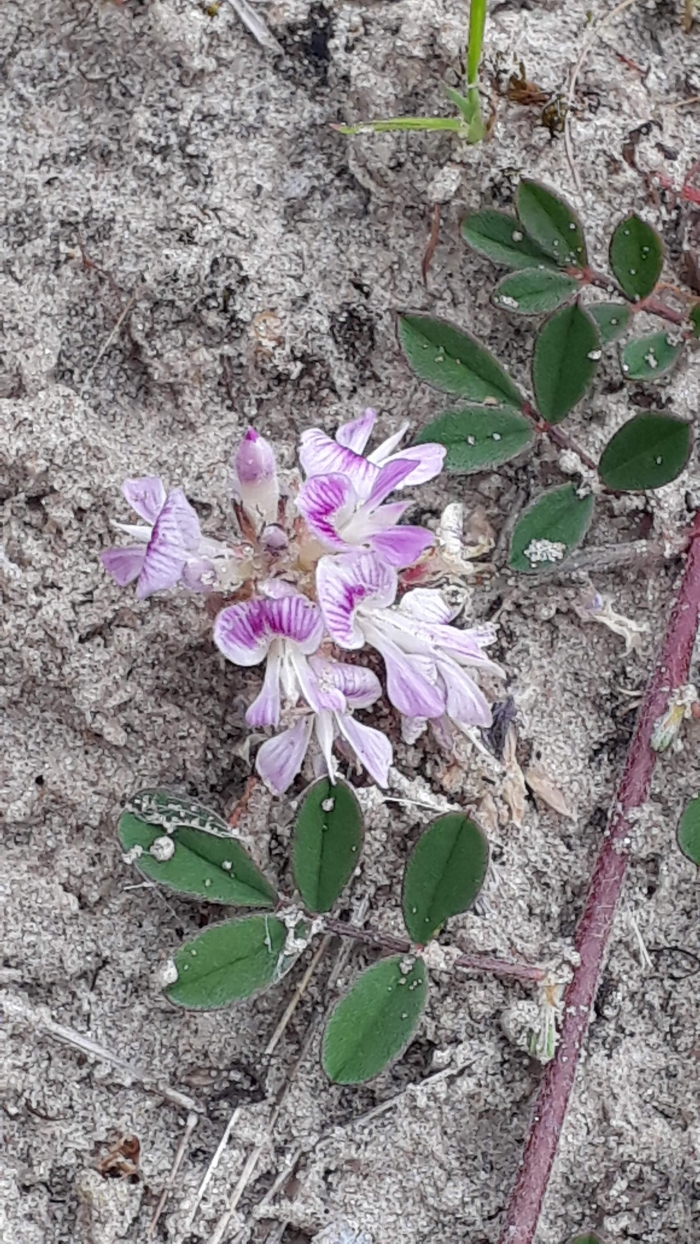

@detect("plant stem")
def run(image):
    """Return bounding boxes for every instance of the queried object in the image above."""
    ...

[583,267,688,328]
[497,507,700,1244]
[521,400,598,473]
[321,916,546,985]
[465,0,487,140]
[331,117,464,136]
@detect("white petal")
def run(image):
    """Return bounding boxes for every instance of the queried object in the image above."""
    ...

[336,714,392,786]
[255,718,313,794]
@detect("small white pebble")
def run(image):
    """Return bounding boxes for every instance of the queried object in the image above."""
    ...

[123,845,144,865]
[492,432,502,441]
[221,860,232,871]
[512,230,523,242]
[321,797,335,812]
[587,350,601,361]
[159,959,179,987]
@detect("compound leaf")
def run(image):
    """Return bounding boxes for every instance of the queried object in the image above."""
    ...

[493,268,579,316]
[609,213,663,300]
[118,790,276,906]
[292,777,363,913]
[599,412,691,491]
[516,180,587,267]
[415,406,534,472]
[461,209,557,270]
[402,813,488,943]
[588,301,631,344]
[398,315,522,405]
[532,303,600,423]
[509,484,595,573]
[322,955,428,1084]
[165,915,289,1009]
[621,331,682,380]
[678,792,700,867]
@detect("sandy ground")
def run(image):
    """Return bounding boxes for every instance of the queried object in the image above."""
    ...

[2,1,700,1242]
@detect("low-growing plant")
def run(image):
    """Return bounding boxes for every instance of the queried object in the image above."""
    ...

[399,179,699,573]
[334,0,488,142]
[117,782,516,1084]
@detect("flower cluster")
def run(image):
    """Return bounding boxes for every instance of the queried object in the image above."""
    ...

[102,412,503,793]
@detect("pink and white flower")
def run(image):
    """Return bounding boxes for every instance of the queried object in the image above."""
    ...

[316,550,502,729]
[101,476,227,599]
[213,592,391,792]
[297,410,446,568]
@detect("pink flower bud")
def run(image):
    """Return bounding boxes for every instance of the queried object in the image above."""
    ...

[232,429,279,525]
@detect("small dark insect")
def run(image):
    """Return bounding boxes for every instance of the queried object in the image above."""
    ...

[506,62,550,107]
[482,696,517,760]
[540,95,567,137]
[95,1134,140,1181]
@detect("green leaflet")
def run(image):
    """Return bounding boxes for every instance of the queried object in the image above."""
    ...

[322,955,428,1084]
[609,213,663,300]
[677,792,700,866]
[292,778,363,913]
[414,406,534,472]
[509,484,595,573]
[532,304,600,424]
[588,301,631,344]
[118,790,276,906]
[598,412,691,491]
[402,814,488,943]
[493,268,579,315]
[516,180,587,267]
[398,315,522,405]
[621,332,682,380]
[461,209,557,270]
[165,915,291,1009]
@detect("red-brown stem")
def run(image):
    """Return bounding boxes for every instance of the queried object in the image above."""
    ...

[497,509,700,1244]
[583,267,688,327]
[322,917,546,985]
[521,401,598,473]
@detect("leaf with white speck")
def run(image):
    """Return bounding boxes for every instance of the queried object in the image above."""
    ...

[598,412,691,491]
[620,331,682,380]
[609,213,663,300]
[461,209,558,269]
[118,790,276,906]
[509,484,595,573]
[398,315,522,405]
[678,792,700,867]
[292,778,363,913]
[414,405,534,472]
[165,915,289,1009]
[322,956,428,1083]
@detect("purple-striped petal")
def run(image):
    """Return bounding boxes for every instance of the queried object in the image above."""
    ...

[438,659,492,727]
[255,718,313,794]
[316,552,397,649]
[122,476,166,524]
[265,595,324,654]
[365,458,417,508]
[381,443,447,486]
[136,488,203,600]
[296,474,356,550]
[101,545,146,586]
[367,630,444,718]
[299,430,379,498]
[369,500,411,530]
[335,713,392,787]
[213,598,270,666]
[335,408,377,454]
[397,588,458,624]
[290,652,346,713]
[309,657,382,709]
[246,645,282,727]
[369,526,434,569]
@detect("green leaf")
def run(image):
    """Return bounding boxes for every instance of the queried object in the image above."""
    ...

[402,814,488,943]
[118,790,277,906]
[690,304,700,337]
[516,180,587,267]
[599,412,692,491]
[532,304,600,423]
[292,778,363,914]
[621,331,682,380]
[165,915,291,1009]
[398,316,522,405]
[461,209,557,270]
[322,955,428,1083]
[333,116,463,135]
[678,793,700,866]
[567,1234,608,1244]
[414,406,534,472]
[509,484,595,572]
[493,268,579,315]
[609,213,663,300]
[588,301,631,344]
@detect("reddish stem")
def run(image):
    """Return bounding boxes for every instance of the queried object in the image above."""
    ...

[497,509,700,1244]
[521,401,598,473]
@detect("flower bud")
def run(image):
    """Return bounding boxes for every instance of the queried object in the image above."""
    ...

[232,429,279,525]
